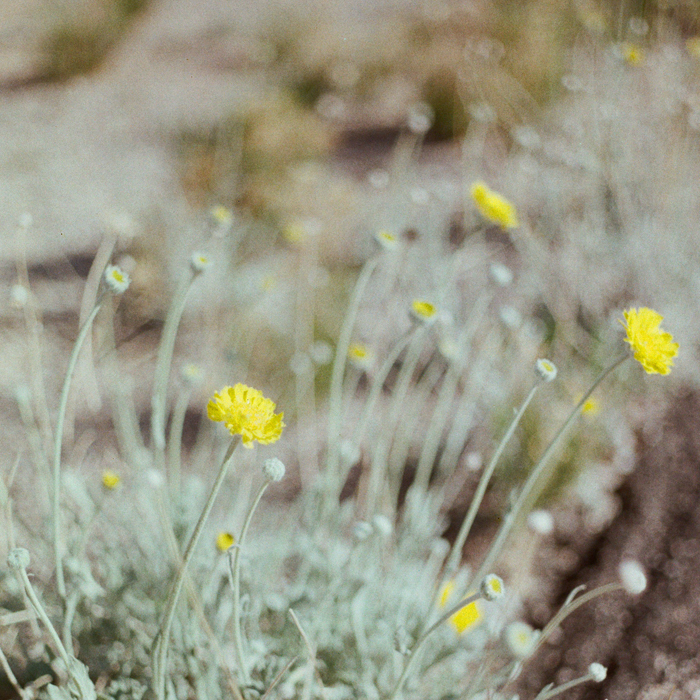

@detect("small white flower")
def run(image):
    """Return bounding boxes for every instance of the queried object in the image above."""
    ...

[480,574,504,601]
[339,441,361,468]
[190,252,212,274]
[504,621,539,659]
[104,264,130,294]
[499,305,522,329]
[588,662,607,682]
[7,548,30,570]
[490,262,514,287]
[466,452,483,471]
[347,343,374,371]
[374,229,400,251]
[527,509,554,536]
[262,458,286,482]
[535,358,558,382]
[618,559,647,594]
[10,285,29,307]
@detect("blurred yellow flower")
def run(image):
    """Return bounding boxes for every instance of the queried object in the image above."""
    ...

[410,299,438,323]
[348,343,373,370]
[438,581,483,635]
[216,531,235,551]
[211,205,233,226]
[621,307,678,375]
[622,43,644,66]
[687,37,700,59]
[102,470,121,490]
[207,384,284,448]
[470,181,519,230]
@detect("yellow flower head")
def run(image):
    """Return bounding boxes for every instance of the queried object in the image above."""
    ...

[575,393,600,416]
[102,470,121,490]
[621,307,678,376]
[211,205,233,226]
[207,384,284,448]
[438,581,483,635]
[622,43,644,66]
[216,531,235,551]
[470,181,519,230]
[348,342,373,370]
[410,299,438,324]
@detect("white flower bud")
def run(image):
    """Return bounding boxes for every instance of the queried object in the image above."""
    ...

[372,514,393,537]
[504,621,539,659]
[104,264,130,294]
[527,509,554,536]
[7,548,30,570]
[588,662,607,682]
[535,358,558,382]
[618,559,647,594]
[490,262,514,287]
[353,521,373,541]
[190,252,212,274]
[480,573,504,601]
[262,458,286,482]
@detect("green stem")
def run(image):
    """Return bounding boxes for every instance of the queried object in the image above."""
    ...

[473,355,629,585]
[52,300,103,600]
[151,270,196,458]
[387,592,481,700]
[230,479,271,684]
[324,256,380,507]
[167,386,193,501]
[443,383,539,581]
[152,437,239,700]
[536,674,593,700]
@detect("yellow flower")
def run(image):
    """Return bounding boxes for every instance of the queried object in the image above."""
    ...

[575,393,600,416]
[410,299,438,324]
[620,307,679,375]
[102,470,121,490]
[216,531,235,551]
[211,205,233,226]
[470,181,519,229]
[621,43,644,66]
[438,581,483,635]
[207,384,284,448]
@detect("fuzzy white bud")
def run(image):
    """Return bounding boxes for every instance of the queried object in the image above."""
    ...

[262,458,286,482]
[480,573,504,601]
[535,358,558,382]
[7,548,30,570]
[104,264,130,295]
[618,559,647,594]
[527,509,554,536]
[588,662,607,682]
[372,514,393,537]
[504,621,539,659]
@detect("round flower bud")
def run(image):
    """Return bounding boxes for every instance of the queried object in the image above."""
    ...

[211,205,233,227]
[181,363,204,385]
[372,514,393,537]
[410,299,438,325]
[347,343,373,371]
[102,470,121,490]
[480,573,504,601]
[618,559,647,594]
[262,457,286,482]
[10,285,29,308]
[216,532,235,552]
[374,229,400,251]
[588,663,607,683]
[104,264,130,295]
[339,441,361,468]
[489,263,514,287]
[353,521,374,541]
[535,358,558,382]
[7,548,30,571]
[527,509,554,536]
[504,621,538,659]
[190,252,212,274]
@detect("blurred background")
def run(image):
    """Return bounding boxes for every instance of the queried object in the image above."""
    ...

[2,0,700,698]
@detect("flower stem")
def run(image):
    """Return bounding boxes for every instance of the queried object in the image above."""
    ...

[152,437,239,700]
[52,300,103,600]
[387,592,482,700]
[442,383,540,582]
[229,479,271,684]
[473,355,629,585]
[536,673,593,700]
[151,270,196,461]
[323,255,380,509]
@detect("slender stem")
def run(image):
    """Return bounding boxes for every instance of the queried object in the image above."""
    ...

[151,270,196,456]
[52,300,103,600]
[387,592,482,700]
[16,567,72,671]
[473,355,629,585]
[324,256,380,504]
[443,384,540,580]
[536,674,592,700]
[230,479,270,684]
[152,437,239,700]
[0,644,30,700]
[167,386,193,500]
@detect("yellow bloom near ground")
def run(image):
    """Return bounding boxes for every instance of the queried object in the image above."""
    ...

[216,532,235,551]
[470,181,519,229]
[207,384,284,448]
[438,581,483,634]
[621,307,679,376]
